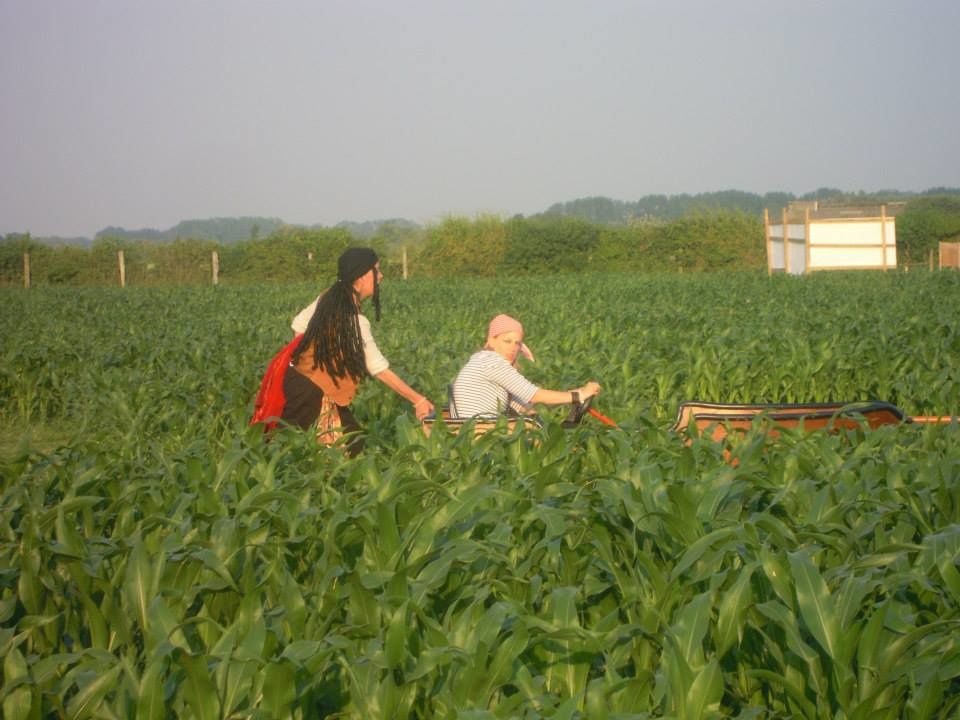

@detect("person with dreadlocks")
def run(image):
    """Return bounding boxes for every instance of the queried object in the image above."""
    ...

[253,247,433,455]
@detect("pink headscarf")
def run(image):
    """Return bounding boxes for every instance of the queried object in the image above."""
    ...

[487,314,535,361]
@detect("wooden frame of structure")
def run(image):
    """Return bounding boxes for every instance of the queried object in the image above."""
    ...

[940,242,960,270]
[765,203,900,275]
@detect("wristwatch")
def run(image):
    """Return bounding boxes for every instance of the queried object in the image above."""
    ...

[571,390,580,405]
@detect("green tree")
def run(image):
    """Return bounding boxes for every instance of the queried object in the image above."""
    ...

[414,215,506,277]
[501,216,599,274]
[897,196,960,266]
[221,226,353,284]
[0,233,41,285]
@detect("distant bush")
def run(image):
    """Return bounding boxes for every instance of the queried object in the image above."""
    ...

[896,196,960,265]
[413,215,506,277]
[5,197,959,286]
[500,216,599,274]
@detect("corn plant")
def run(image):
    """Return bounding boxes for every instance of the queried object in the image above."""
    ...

[2,270,960,717]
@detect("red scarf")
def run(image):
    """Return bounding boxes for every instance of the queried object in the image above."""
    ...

[250,334,303,430]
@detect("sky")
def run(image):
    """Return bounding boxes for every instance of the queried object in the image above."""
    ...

[2,0,959,238]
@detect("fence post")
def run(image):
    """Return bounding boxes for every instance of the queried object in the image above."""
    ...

[880,205,888,271]
[23,252,31,289]
[782,208,790,275]
[763,208,771,275]
[212,250,220,285]
[931,248,935,272]
[118,250,126,288]
[402,246,408,279]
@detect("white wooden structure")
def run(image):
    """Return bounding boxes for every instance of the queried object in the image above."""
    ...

[765,202,901,275]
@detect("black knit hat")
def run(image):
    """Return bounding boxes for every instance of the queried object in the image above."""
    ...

[337,247,379,284]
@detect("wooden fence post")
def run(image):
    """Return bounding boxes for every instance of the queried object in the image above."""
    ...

[931,248,935,272]
[118,250,126,288]
[763,209,771,275]
[880,205,888,271]
[402,246,408,280]
[212,251,220,285]
[782,208,790,275]
[23,252,31,289]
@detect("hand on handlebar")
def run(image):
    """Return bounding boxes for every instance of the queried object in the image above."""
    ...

[579,382,601,401]
[414,397,435,420]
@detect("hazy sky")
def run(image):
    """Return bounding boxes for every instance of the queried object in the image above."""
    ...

[2,0,958,238]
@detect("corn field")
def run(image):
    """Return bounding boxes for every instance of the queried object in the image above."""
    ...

[1,271,959,718]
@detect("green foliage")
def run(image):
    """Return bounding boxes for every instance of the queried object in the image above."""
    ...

[651,211,764,272]
[414,215,507,277]
[10,191,960,286]
[541,195,636,223]
[542,189,849,224]
[501,216,599,274]
[590,223,661,272]
[0,234,40,284]
[1,273,960,716]
[411,212,764,277]
[339,218,422,242]
[95,216,284,244]
[896,196,960,265]
[541,191,742,223]
[220,226,354,283]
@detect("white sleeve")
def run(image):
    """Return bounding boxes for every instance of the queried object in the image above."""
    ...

[291,296,321,334]
[358,314,390,376]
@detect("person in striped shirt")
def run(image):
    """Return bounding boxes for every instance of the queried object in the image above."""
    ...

[450,314,601,419]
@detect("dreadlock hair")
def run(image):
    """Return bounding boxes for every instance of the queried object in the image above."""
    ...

[293,247,381,384]
[293,279,368,384]
[370,270,381,322]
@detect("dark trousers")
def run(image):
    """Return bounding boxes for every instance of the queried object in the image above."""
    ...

[280,367,365,456]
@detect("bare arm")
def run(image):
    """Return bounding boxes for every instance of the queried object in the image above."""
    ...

[531,381,602,406]
[374,368,435,419]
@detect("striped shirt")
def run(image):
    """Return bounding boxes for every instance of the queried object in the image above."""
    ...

[451,350,539,418]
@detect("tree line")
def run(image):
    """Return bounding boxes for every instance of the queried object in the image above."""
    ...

[2,197,959,286]
[542,187,960,224]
